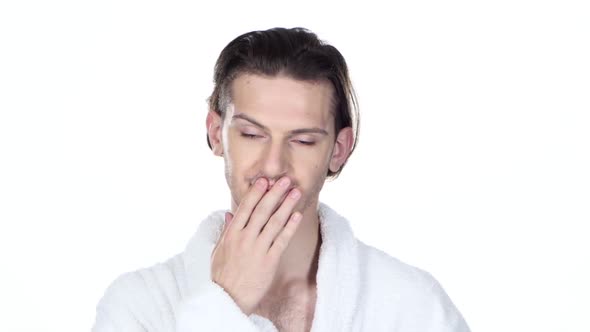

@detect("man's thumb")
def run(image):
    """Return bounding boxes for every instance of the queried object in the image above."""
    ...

[223,212,234,231]
[213,212,234,258]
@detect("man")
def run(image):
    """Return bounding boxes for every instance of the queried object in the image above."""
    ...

[92,27,470,332]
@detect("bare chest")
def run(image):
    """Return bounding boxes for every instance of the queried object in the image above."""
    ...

[254,291,317,332]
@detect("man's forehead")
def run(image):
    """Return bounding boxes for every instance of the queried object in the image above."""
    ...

[230,73,333,104]
[230,110,330,136]
[229,74,335,130]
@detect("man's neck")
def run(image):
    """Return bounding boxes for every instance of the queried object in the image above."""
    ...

[269,201,322,291]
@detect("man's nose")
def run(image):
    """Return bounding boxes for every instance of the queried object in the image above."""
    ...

[261,142,290,184]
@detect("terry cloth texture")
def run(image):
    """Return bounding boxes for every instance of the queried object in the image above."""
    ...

[92,202,471,332]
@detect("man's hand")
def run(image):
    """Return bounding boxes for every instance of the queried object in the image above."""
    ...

[210,176,303,316]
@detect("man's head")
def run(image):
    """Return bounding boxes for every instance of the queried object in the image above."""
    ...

[205,27,359,212]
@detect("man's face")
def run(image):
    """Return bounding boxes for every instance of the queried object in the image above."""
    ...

[217,73,337,213]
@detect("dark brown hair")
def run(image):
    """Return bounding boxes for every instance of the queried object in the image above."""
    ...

[206,27,360,180]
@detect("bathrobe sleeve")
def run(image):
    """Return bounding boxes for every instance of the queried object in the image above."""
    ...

[423,279,471,332]
[176,280,279,332]
[92,272,278,332]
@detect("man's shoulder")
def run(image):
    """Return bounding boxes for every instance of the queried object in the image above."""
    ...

[95,253,188,325]
[355,240,470,330]
[356,240,438,292]
[103,253,187,297]
[95,208,222,318]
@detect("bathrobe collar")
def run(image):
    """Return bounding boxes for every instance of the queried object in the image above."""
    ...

[183,201,361,331]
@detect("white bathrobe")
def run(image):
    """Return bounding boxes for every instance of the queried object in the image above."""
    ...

[92,202,471,332]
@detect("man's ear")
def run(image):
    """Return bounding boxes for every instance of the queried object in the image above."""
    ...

[329,127,354,173]
[206,110,224,157]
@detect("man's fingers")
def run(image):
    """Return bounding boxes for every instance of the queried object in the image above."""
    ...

[267,212,302,259]
[258,187,301,248]
[230,178,268,233]
[246,177,293,236]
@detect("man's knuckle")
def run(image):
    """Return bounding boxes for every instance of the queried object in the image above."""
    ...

[273,236,287,250]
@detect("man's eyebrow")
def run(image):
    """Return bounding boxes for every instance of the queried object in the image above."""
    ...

[231,113,329,136]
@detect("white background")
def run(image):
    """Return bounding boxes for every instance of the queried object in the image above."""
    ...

[1,1,588,331]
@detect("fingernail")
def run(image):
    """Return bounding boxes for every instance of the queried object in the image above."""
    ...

[279,177,290,188]
[290,189,301,199]
[256,178,267,188]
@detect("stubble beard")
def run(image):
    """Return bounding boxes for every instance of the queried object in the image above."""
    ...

[222,154,328,218]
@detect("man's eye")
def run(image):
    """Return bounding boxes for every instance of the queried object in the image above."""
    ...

[241,133,315,146]
[241,133,261,139]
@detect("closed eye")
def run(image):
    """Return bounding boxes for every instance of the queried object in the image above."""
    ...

[296,140,315,146]
[240,133,261,139]
[240,133,315,146]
